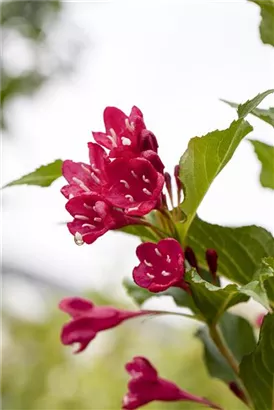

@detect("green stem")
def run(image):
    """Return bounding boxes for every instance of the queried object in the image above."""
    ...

[209,325,239,375]
[159,208,181,242]
[145,309,201,321]
[209,325,253,408]
[140,220,169,239]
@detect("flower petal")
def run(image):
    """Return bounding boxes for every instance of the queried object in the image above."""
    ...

[59,297,94,317]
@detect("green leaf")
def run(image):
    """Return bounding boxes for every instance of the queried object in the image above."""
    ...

[196,312,256,383]
[222,101,274,127]
[186,217,274,285]
[3,160,63,188]
[258,257,274,305]
[123,278,197,311]
[241,257,274,310]
[249,140,274,189]
[249,0,274,46]
[237,89,273,119]
[240,313,274,410]
[185,270,249,325]
[179,119,253,238]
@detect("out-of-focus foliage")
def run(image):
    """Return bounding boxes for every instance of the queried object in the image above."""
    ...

[1,0,83,130]
[1,292,247,410]
[249,0,274,46]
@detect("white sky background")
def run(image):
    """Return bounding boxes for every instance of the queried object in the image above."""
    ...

[2,0,274,305]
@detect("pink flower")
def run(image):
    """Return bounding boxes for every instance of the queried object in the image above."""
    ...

[61,143,109,199]
[65,193,128,244]
[103,157,164,216]
[133,238,185,292]
[59,298,150,353]
[92,106,157,158]
[255,312,266,327]
[122,356,222,409]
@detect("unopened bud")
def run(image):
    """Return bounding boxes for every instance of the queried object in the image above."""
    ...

[185,247,199,271]
[174,165,182,191]
[205,249,218,276]
[140,129,159,153]
[229,382,247,404]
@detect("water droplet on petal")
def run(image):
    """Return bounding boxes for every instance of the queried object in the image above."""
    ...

[74,232,84,246]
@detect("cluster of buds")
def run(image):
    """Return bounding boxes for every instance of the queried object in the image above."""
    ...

[60,106,221,409]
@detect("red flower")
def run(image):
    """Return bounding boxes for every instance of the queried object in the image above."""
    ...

[65,193,128,244]
[103,157,164,216]
[59,298,149,353]
[61,143,109,199]
[133,238,185,292]
[92,106,156,157]
[123,356,222,409]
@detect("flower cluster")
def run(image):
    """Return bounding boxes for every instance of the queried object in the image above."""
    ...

[60,106,222,410]
[62,107,165,244]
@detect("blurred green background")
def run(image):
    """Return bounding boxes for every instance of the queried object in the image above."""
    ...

[2,290,247,410]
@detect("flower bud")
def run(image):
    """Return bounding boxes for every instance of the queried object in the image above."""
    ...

[139,129,158,152]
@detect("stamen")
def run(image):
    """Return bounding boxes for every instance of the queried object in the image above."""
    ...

[125,194,134,203]
[127,206,140,212]
[81,164,91,174]
[106,135,117,147]
[143,188,152,196]
[84,203,93,210]
[94,217,102,222]
[166,255,171,263]
[125,118,135,131]
[142,175,150,183]
[120,179,130,189]
[72,177,91,192]
[75,215,89,221]
[121,137,132,146]
[109,128,117,141]
[91,163,100,173]
[146,273,155,279]
[161,270,171,276]
[82,223,96,229]
[131,170,138,178]
[155,248,162,257]
[144,260,153,267]
[91,172,100,184]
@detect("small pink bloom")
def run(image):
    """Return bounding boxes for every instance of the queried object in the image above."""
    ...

[61,143,109,199]
[65,193,128,244]
[104,157,164,216]
[123,356,222,409]
[133,238,185,292]
[255,312,266,327]
[59,298,149,353]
